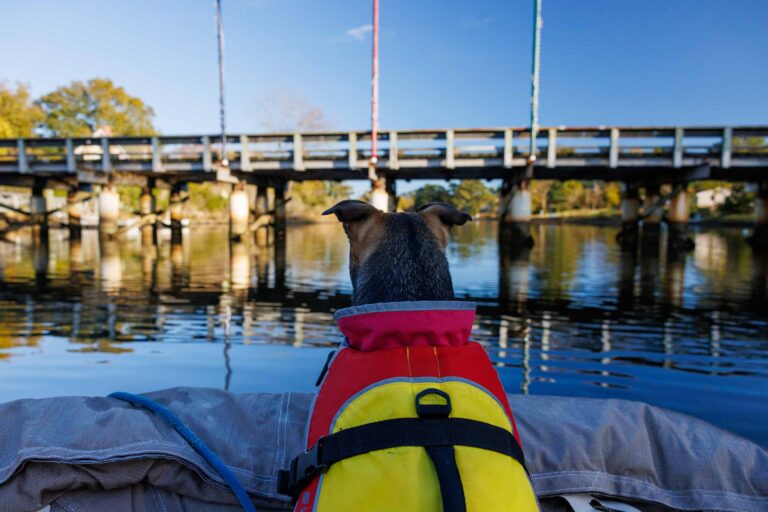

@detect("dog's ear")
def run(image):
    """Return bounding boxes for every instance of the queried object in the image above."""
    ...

[417,202,472,248]
[323,200,386,265]
[322,200,379,224]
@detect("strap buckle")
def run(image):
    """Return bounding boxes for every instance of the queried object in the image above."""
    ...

[415,388,452,418]
[277,440,327,498]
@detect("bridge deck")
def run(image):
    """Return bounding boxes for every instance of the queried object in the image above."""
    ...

[0,126,766,183]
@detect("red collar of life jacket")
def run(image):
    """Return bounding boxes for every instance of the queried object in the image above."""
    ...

[334,301,476,351]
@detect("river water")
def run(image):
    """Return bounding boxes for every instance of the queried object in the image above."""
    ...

[0,222,766,446]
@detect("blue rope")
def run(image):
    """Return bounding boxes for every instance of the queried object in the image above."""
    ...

[109,392,257,512]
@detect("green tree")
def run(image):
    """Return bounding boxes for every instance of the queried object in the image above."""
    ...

[291,181,352,210]
[549,180,585,211]
[36,78,156,136]
[529,180,553,213]
[0,83,43,137]
[411,184,451,207]
[448,180,497,215]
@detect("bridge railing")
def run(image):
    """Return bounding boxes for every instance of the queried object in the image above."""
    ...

[0,126,766,176]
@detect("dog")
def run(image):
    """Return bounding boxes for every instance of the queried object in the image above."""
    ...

[278,200,538,512]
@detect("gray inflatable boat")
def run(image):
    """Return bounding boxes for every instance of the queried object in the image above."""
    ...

[0,388,765,512]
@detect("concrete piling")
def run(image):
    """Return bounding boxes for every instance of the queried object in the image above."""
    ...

[30,178,48,237]
[499,180,534,248]
[140,183,156,246]
[98,183,120,236]
[370,179,390,212]
[641,184,663,245]
[509,185,532,223]
[643,185,664,225]
[273,181,287,238]
[67,186,82,240]
[169,182,187,244]
[254,185,269,247]
[617,184,640,248]
[229,182,250,241]
[668,186,694,251]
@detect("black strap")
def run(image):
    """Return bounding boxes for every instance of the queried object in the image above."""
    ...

[277,417,526,499]
[426,445,466,512]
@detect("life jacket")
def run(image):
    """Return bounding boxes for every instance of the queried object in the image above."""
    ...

[278,301,539,512]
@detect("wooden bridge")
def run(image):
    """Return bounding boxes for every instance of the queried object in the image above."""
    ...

[0,125,767,248]
[1,125,767,184]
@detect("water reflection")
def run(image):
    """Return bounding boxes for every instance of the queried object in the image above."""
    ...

[0,222,767,446]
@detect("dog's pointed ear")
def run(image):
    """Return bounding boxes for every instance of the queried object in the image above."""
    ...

[323,200,385,271]
[417,202,472,248]
[322,200,379,224]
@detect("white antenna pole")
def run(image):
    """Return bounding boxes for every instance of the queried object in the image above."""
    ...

[215,0,228,167]
[529,0,542,164]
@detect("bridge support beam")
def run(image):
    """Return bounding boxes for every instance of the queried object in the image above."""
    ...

[67,186,82,240]
[30,178,48,237]
[98,182,120,236]
[749,182,768,252]
[169,182,187,244]
[230,182,250,242]
[140,180,157,246]
[668,186,694,251]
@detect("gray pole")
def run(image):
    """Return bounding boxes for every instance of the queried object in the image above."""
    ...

[215,0,228,167]
[529,0,542,163]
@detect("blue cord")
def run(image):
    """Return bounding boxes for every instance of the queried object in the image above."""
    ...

[109,392,257,512]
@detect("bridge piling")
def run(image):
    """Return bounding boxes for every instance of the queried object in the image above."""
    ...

[169,182,187,244]
[508,182,532,223]
[98,183,120,236]
[140,180,157,246]
[370,178,390,212]
[67,186,81,240]
[273,181,287,238]
[254,185,269,247]
[499,180,534,248]
[642,185,663,244]
[229,181,250,241]
[618,184,640,247]
[668,186,694,251]
[30,178,48,237]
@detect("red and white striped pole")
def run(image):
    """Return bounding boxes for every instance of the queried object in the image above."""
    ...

[370,0,380,170]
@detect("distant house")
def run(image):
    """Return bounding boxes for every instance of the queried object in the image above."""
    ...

[695,187,732,210]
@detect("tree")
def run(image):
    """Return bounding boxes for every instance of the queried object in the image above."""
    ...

[254,90,351,217]
[448,180,497,215]
[529,180,553,213]
[0,83,43,137]
[36,78,156,137]
[411,184,451,207]
[549,180,585,211]
[255,90,329,132]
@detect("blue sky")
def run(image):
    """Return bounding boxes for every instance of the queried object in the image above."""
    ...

[1,0,767,135]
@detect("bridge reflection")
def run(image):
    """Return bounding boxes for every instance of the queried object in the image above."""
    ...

[1,224,766,387]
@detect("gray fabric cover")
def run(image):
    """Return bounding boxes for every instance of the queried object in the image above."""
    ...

[0,388,765,512]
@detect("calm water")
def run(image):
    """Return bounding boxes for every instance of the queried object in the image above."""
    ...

[1,222,767,446]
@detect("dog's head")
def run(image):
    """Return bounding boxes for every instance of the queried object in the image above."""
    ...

[323,200,472,305]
